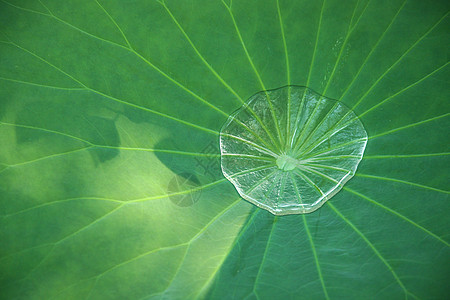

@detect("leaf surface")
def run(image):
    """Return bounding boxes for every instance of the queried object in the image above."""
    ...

[0,0,449,299]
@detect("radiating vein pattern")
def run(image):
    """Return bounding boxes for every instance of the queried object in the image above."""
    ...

[1,0,449,298]
[220,86,368,215]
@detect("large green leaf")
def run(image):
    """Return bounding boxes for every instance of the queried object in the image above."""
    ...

[0,0,448,299]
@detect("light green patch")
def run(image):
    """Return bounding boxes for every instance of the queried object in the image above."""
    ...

[276,154,297,171]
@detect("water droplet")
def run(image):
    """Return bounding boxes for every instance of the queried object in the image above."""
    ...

[220,86,367,215]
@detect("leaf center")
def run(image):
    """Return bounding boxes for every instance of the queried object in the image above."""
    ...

[276,154,298,171]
